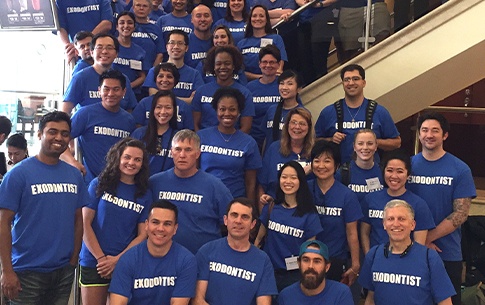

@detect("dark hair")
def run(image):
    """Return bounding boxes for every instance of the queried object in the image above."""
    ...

[340,64,365,80]
[276,161,317,217]
[204,45,243,75]
[148,199,179,223]
[381,148,412,179]
[96,137,149,198]
[6,133,27,150]
[226,197,257,220]
[74,31,94,44]
[153,62,180,87]
[311,140,341,170]
[99,69,127,89]
[0,116,12,137]
[91,33,120,52]
[116,11,136,25]
[258,44,281,62]
[225,0,248,22]
[272,70,303,141]
[245,5,272,38]
[211,25,234,46]
[168,29,190,46]
[280,108,314,158]
[39,111,71,133]
[211,86,245,112]
[417,112,450,134]
[143,90,178,154]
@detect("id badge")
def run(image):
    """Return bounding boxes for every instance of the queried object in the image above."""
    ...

[285,256,298,271]
[260,38,273,48]
[130,60,142,70]
[366,177,381,191]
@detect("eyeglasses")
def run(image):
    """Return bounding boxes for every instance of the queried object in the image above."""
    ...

[260,60,278,65]
[94,45,116,51]
[167,41,186,46]
[289,120,308,127]
[343,76,362,83]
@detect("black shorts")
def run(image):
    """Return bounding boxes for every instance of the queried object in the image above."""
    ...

[79,266,111,287]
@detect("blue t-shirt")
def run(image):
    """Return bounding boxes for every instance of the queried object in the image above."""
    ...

[56,0,113,41]
[258,140,311,199]
[71,103,136,183]
[237,34,287,74]
[308,179,362,259]
[156,13,193,43]
[279,279,353,305]
[79,178,152,268]
[246,78,280,145]
[335,160,384,203]
[63,66,138,111]
[191,81,255,130]
[109,240,197,305]
[149,169,233,253]
[361,189,435,249]
[359,243,456,305]
[195,61,248,85]
[143,64,204,98]
[212,18,247,45]
[407,152,476,261]
[196,238,278,305]
[185,33,212,68]
[0,157,88,272]
[260,204,323,270]
[131,95,194,130]
[72,59,92,75]
[262,103,305,150]
[131,22,166,66]
[131,126,176,176]
[198,127,262,197]
[210,0,227,23]
[113,43,150,92]
[314,98,400,164]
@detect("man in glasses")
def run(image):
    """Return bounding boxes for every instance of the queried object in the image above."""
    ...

[315,64,401,164]
[62,33,138,115]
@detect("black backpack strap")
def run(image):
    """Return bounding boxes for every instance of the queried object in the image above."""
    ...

[340,162,351,186]
[333,100,344,132]
[365,99,378,129]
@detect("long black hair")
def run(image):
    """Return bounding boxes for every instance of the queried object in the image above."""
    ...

[275,161,317,217]
[143,90,178,154]
[272,70,303,141]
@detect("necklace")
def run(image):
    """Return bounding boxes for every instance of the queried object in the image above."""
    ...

[218,129,236,142]
[347,103,363,122]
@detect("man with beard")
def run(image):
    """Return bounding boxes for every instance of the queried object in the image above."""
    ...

[278,240,353,305]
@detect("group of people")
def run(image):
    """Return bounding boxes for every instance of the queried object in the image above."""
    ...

[0,55,476,305]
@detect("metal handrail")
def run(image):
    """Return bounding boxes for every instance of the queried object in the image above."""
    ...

[272,0,319,30]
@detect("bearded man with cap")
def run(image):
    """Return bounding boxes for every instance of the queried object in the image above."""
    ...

[278,240,353,305]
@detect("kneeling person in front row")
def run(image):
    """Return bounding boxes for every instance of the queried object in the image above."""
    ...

[109,200,197,305]
[193,197,278,305]
[278,240,353,305]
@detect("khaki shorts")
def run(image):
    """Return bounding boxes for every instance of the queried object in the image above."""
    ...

[338,2,391,51]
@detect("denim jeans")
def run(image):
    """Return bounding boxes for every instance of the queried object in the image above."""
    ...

[6,264,75,305]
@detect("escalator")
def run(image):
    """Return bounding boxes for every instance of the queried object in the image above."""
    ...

[301,0,485,123]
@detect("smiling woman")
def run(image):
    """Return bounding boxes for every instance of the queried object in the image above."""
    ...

[79,138,152,305]
[197,86,262,200]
